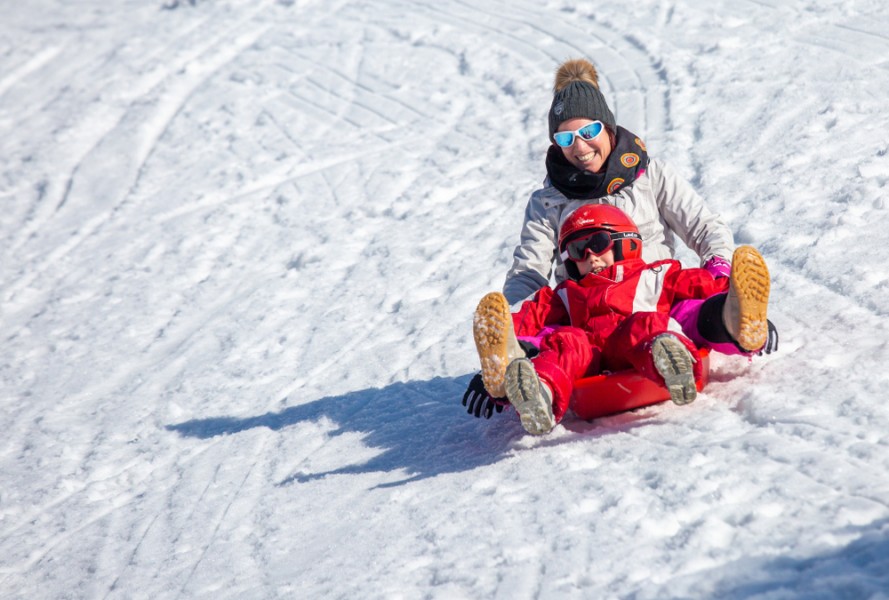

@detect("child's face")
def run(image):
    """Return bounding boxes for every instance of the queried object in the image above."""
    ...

[576,248,615,277]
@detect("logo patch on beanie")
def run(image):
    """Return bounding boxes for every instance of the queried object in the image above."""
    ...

[620,153,640,168]
[554,101,564,116]
[607,178,625,194]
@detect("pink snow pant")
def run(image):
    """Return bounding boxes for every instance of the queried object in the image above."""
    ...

[670,297,751,356]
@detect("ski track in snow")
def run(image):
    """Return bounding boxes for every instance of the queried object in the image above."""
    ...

[2,0,889,598]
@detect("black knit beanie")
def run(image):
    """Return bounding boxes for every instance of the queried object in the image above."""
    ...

[548,81,616,142]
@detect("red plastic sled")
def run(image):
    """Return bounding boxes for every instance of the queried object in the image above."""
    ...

[570,348,711,420]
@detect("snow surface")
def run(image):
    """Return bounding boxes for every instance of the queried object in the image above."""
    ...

[2,0,889,598]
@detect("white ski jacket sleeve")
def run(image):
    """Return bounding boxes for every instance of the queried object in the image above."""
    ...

[502,158,734,307]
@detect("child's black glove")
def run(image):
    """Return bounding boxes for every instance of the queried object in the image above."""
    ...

[462,373,509,419]
[758,320,779,355]
[462,340,539,418]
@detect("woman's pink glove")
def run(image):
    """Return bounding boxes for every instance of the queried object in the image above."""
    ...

[704,255,731,279]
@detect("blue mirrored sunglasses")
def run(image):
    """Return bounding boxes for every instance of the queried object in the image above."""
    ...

[553,121,604,148]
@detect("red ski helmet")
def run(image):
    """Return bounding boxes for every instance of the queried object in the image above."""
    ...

[559,204,642,277]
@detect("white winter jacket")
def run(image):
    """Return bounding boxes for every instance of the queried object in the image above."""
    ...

[503,157,734,306]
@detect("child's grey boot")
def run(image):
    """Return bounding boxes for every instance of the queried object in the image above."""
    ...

[651,334,697,406]
[505,358,556,435]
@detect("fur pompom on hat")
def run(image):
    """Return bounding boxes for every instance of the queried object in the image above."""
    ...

[548,59,615,142]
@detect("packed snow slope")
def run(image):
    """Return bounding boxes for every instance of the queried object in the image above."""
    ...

[2,0,889,598]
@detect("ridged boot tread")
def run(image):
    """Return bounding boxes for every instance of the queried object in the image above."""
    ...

[473,292,522,398]
[652,335,697,406]
[505,358,555,435]
[728,246,771,351]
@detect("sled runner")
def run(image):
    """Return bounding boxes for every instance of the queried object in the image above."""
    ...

[570,348,711,420]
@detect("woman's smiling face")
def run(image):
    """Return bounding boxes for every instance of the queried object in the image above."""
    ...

[556,117,612,173]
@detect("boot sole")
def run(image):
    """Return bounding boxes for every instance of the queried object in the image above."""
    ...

[651,335,697,405]
[505,358,555,435]
[473,292,515,398]
[730,246,771,351]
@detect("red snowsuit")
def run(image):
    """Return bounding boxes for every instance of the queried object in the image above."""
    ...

[512,258,729,422]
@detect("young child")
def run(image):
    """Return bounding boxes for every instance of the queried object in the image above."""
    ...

[472,204,771,435]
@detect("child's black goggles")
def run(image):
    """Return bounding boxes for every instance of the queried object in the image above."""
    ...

[563,230,614,261]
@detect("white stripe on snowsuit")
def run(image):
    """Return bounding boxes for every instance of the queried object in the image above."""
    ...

[632,266,668,314]
[557,287,570,318]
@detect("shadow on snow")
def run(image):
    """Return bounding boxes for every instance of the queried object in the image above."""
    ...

[165,373,661,488]
[691,517,889,599]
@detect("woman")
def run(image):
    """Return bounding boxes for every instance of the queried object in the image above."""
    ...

[463,59,777,419]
